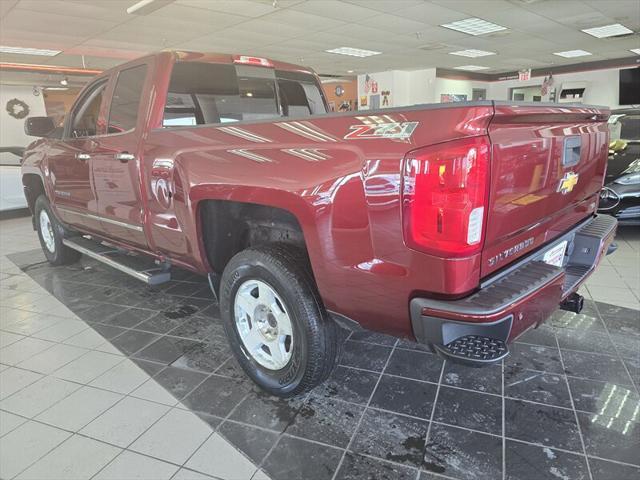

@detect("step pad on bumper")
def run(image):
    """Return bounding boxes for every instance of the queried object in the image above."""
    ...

[435,335,508,365]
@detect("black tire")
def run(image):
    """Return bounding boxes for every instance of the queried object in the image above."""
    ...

[219,244,338,397]
[34,195,81,266]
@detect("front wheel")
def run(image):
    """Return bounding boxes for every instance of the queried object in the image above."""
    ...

[34,195,80,266]
[219,244,338,397]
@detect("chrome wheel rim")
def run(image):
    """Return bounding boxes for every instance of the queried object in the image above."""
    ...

[39,210,56,253]
[234,279,293,370]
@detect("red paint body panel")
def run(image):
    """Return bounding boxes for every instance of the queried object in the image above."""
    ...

[21,51,611,341]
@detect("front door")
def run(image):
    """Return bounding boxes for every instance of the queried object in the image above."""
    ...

[50,79,108,233]
[91,63,149,248]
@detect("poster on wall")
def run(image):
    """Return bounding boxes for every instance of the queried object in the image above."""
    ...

[381,90,391,107]
[440,94,467,103]
[360,95,368,107]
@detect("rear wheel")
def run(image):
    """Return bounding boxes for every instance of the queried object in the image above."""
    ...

[34,195,80,266]
[219,244,338,397]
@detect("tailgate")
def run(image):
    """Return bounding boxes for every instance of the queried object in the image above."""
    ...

[482,103,610,277]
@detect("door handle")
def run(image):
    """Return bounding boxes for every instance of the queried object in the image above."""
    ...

[115,152,135,162]
[75,153,91,161]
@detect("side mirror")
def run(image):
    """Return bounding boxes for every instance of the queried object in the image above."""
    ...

[24,116,56,137]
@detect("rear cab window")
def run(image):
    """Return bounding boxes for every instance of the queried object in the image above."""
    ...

[163,61,326,127]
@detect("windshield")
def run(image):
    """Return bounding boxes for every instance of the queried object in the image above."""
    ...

[163,61,326,127]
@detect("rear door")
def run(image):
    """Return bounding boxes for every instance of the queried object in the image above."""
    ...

[49,78,108,232]
[91,62,149,248]
[482,104,609,277]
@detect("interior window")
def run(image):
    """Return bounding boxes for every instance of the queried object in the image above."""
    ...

[108,64,147,133]
[70,82,106,138]
[163,61,326,127]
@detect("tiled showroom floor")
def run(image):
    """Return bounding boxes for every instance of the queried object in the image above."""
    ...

[0,215,639,480]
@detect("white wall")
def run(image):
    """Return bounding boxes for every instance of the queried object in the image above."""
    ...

[0,85,46,165]
[488,67,631,108]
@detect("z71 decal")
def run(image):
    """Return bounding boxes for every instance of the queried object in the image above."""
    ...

[344,121,419,140]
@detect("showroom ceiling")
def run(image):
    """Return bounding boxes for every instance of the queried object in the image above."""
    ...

[0,0,639,78]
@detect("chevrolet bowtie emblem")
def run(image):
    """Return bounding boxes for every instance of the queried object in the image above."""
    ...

[558,171,579,195]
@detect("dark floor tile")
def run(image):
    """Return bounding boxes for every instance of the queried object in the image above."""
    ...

[163,282,201,297]
[577,411,640,465]
[556,329,616,355]
[608,331,640,361]
[230,389,304,432]
[548,310,606,333]
[562,350,632,386]
[515,325,558,347]
[189,285,215,300]
[167,315,226,342]
[433,386,502,435]
[597,302,640,337]
[214,356,247,380]
[110,330,161,356]
[195,412,223,429]
[89,323,128,340]
[286,395,363,447]
[82,302,128,325]
[350,409,428,468]
[348,330,398,347]
[135,311,190,334]
[171,341,230,373]
[568,377,640,418]
[385,349,443,383]
[505,440,589,480]
[104,307,156,329]
[262,436,342,480]
[130,358,165,377]
[335,452,418,480]
[312,366,379,405]
[218,421,278,465]
[82,285,126,303]
[442,361,502,395]
[339,340,392,372]
[182,374,251,417]
[424,423,502,480]
[108,289,157,308]
[153,366,208,400]
[589,457,640,480]
[370,375,437,419]
[133,336,202,365]
[395,339,432,352]
[505,399,582,452]
[504,367,572,408]
[505,343,563,374]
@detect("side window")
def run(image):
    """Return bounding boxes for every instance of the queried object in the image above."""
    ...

[277,71,327,116]
[70,82,107,138]
[108,65,147,133]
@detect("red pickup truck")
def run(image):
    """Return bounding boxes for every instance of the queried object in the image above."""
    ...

[21,51,616,397]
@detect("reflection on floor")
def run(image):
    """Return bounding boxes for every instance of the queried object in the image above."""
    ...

[0,216,639,480]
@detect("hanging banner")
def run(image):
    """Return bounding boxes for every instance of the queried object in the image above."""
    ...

[518,69,531,81]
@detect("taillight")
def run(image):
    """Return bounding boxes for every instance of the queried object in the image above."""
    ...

[402,136,490,257]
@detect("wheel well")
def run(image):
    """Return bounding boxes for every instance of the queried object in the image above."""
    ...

[200,200,307,274]
[22,174,45,213]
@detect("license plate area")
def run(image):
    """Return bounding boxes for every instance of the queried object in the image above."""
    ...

[543,240,567,267]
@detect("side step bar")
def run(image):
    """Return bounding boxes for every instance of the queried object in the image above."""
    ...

[63,237,171,286]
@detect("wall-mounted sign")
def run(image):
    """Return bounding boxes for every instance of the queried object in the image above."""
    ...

[335,85,344,97]
[518,69,531,81]
[5,98,29,119]
[360,95,368,107]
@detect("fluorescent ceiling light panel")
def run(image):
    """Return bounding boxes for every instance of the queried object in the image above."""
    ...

[441,18,507,36]
[582,23,633,38]
[325,47,381,57]
[0,46,61,56]
[630,48,640,55]
[553,49,592,58]
[449,49,496,58]
[454,65,490,71]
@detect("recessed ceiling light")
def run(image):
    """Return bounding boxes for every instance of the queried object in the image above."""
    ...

[347,70,354,73]
[454,65,490,71]
[0,45,61,56]
[582,23,633,38]
[325,47,381,58]
[441,18,507,36]
[630,48,640,55]
[449,49,496,58]
[553,50,592,58]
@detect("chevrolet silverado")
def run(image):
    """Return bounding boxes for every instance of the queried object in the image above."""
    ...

[21,51,616,396]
